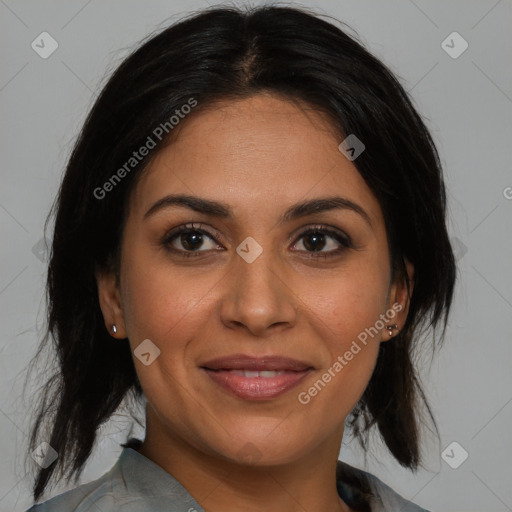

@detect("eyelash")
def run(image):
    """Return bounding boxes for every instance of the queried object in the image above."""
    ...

[161,222,353,259]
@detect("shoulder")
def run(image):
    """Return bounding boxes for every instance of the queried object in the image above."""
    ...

[25,479,115,512]
[367,472,431,512]
[24,452,131,512]
[336,460,431,512]
[25,469,122,512]
[25,446,204,512]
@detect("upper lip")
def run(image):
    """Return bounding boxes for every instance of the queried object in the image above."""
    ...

[200,354,313,371]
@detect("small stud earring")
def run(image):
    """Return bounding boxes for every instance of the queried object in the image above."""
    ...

[386,324,399,337]
[111,324,117,335]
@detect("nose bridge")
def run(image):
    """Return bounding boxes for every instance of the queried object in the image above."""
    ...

[220,239,297,335]
[238,246,279,299]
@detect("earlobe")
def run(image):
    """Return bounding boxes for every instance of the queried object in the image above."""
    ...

[96,268,126,338]
[385,323,400,339]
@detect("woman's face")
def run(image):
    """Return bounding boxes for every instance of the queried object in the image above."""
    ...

[98,93,411,465]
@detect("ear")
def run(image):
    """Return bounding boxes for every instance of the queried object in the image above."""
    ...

[96,267,127,338]
[382,259,414,341]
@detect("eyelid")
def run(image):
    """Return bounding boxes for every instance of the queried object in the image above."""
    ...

[290,223,351,243]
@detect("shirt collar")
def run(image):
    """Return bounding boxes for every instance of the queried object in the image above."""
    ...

[117,447,206,511]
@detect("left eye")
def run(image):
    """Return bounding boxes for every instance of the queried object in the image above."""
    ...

[291,228,352,256]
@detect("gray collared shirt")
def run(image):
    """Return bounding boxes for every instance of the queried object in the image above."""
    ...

[26,447,430,511]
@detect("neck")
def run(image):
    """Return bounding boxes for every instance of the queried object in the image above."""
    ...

[137,409,354,512]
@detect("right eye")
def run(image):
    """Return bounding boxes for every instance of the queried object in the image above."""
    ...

[162,223,223,257]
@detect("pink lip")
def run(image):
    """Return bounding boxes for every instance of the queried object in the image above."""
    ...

[202,368,312,400]
[200,354,314,400]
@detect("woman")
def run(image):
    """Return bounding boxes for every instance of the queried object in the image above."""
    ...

[25,4,456,511]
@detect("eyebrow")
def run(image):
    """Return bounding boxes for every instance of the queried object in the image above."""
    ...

[143,194,373,228]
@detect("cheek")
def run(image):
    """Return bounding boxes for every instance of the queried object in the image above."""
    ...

[119,241,217,353]
[306,259,390,345]
[122,270,205,341]
[295,259,389,409]
[119,255,215,412]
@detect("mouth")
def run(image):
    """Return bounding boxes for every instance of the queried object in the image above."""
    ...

[200,354,314,400]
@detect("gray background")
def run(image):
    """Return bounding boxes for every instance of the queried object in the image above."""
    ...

[1,1,511,511]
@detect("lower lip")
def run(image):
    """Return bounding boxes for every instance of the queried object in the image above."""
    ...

[202,368,312,400]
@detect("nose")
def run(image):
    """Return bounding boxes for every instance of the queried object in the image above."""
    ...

[219,245,298,337]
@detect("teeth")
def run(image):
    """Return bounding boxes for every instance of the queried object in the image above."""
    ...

[230,370,286,377]
[260,370,283,378]
[243,370,260,378]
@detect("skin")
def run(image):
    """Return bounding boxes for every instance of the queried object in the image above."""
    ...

[97,92,414,512]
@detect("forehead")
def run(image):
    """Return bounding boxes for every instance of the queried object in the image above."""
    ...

[129,94,383,228]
